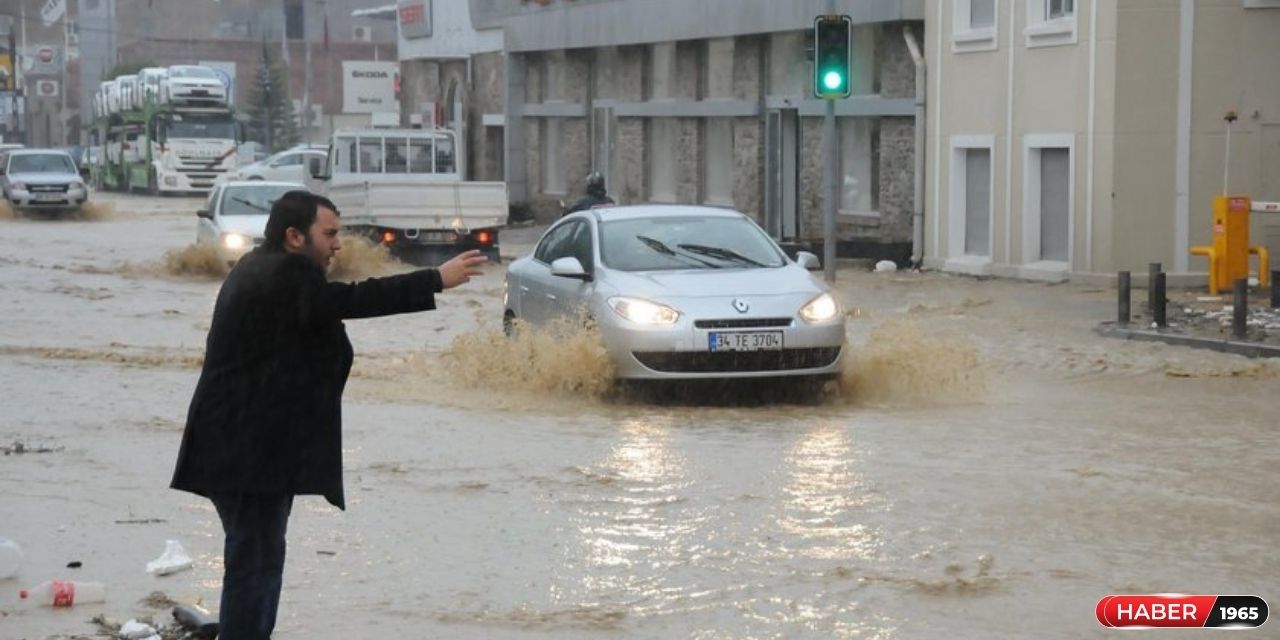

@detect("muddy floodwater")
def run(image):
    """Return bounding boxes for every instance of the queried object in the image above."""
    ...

[0,193,1276,639]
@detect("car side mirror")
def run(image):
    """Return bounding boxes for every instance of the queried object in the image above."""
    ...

[309,158,327,180]
[196,208,212,219]
[796,251,821,271]
[550,256,591,281]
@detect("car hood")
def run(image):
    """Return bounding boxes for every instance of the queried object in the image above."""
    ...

[603,265,827,300]
[215,215,268,238]
[8,171,81,184]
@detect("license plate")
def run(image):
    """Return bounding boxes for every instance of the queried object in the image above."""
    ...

[33,193,63,201]
[410,231,454,243]
[708,331,783,352]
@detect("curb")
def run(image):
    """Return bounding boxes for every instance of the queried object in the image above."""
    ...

[1095,322,1280,359]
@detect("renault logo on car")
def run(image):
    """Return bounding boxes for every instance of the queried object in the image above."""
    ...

[732,299,749,314]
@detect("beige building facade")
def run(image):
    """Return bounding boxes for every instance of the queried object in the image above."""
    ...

[924,0,1280,282]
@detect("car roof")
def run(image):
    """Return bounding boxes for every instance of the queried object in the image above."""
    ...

[7,149,74,158]
[585,204,746,222]
[219,180,306,189]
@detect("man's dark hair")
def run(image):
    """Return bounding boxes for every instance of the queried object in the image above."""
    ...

[262,191,340,250]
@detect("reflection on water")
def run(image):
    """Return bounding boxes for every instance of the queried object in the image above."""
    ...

[778,423,883,562]
[558,416,697,613]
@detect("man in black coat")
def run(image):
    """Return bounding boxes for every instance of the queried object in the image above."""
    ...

[563,170,614,216]
[170,191,486,640]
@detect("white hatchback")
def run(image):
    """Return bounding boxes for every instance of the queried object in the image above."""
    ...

[196,181,304,264]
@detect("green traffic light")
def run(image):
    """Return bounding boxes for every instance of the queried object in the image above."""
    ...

[823,71,843,91]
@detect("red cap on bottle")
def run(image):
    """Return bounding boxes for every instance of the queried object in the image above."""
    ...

[19,589,28,598]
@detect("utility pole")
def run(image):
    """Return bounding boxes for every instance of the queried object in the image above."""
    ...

[18,1,27,144]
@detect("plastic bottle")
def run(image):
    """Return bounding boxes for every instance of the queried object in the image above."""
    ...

[19,580,106,606]
[0,537,21,579]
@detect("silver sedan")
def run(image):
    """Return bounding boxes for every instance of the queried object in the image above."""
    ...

[503,205,846,380]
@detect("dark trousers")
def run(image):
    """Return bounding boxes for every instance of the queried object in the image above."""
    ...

[211,493,294,640]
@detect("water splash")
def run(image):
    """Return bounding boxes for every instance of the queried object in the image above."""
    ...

[838,319,986,406]
[160,244,230,279]
[329,233,405,282]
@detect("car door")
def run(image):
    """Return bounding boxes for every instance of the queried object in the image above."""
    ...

[541,219,596,324]
[522,221,579,325]
[196,186,222,244]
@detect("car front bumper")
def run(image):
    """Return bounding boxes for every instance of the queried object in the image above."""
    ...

[600,314,847,380]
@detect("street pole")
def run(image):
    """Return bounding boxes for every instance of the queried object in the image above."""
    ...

[821,0,837,283]
[18,2,26,144]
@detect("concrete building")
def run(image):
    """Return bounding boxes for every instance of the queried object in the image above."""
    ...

[397,0,506,182]
[398,0,927,259]
[924,0,1280,283]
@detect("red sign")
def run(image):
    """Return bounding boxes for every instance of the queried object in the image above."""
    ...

[399,3,424,25]
[1097,594,1268,629]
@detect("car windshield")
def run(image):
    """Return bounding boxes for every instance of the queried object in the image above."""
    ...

[169,66,217,79]
[221,185,296,216]
[169,118,236,139]
[9,154,76,174]
[600,215,786,271]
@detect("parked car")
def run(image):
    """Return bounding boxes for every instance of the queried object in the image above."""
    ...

[503,205,847,380]
[220,146,327,184]
[196,180,303,264]
[0,149,89,216]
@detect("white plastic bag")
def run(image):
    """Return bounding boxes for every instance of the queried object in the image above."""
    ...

[145,539,193,576]
[119,619,159,639]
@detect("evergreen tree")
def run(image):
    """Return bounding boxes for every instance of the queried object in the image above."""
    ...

[245,40,298,152]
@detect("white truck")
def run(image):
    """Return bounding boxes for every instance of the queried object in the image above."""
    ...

[307,128,508,264]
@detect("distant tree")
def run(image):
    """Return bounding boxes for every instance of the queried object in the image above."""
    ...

[106,60,156,80]
[244,41,298,152]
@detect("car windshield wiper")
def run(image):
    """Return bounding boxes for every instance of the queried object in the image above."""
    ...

[633,234,721,269]
[230,196,268,213]
[676,243,766,267]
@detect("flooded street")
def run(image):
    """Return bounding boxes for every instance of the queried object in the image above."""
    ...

[1,193,1276,639]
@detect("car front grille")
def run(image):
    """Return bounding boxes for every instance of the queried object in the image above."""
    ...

[694,317,793,329]
[632,347,841,373]
[28,184,70,193]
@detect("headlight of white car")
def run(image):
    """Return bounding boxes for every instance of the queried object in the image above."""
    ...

[799,293,839,323]
[608,297,681,325]
[10,181,26,192]
[221,233,249,250]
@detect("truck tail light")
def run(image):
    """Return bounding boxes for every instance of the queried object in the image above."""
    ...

[474,230,494,245]
[380,230,396,245]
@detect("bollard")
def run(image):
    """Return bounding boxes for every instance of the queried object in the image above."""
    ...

[1233,278,1248,339]
[1148,263,1162,312]
[1272,271,1279,309]
[1117,271,1131,325]
[1153,272,1167,328]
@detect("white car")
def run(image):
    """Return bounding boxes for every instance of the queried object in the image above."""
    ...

[196,181,303,264]
[221,147,327,184]
[0,150,89,216]
[163,65,228,108]
[503,205,847,380]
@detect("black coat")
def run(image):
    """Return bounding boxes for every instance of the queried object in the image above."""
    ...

[564,193,615,215]
[171,248,443,509]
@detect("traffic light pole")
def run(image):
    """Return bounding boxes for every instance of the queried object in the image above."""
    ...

[823,97,836,283]
[821,0,837,282]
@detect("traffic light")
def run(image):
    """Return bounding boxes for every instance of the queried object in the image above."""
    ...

[813,15,852,99]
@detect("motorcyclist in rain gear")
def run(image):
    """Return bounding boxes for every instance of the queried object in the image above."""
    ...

[563,171,615,216]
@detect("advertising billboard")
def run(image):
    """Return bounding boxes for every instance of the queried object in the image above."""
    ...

[342,61,398,114]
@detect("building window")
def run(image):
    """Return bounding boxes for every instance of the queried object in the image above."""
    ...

[1021,134,1074,267]
[543,118,566,196]
[702,119,733,206]
[648,119,676,202]
[953,0,998,53]
[839,118,878,215]
[1047,0,1074,19]
[1025,0,1077,48]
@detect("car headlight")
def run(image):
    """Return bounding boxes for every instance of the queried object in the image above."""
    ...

[799,293,839,323]
[10,182,26,191]
[608,296,681,325]
[221,233,249,250]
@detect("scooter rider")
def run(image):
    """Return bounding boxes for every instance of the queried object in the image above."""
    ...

[564,171,615,215]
